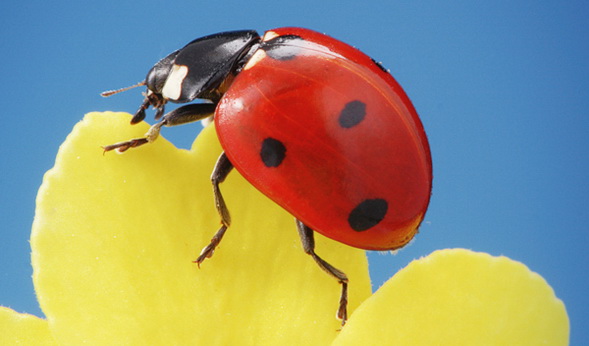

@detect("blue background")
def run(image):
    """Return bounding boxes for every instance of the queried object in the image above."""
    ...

[2,1,587,343]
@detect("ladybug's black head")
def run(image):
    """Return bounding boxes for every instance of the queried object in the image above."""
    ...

[103,30,260,125]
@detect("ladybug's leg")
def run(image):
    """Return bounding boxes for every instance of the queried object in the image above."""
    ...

[103,103,217,153]
[210,152,233,227]
[296,219,349,325]
[194,152,234,266]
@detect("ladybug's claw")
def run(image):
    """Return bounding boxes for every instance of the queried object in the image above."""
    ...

[102,138,149,153]
[194,224,228,267]
[336,282,349,325]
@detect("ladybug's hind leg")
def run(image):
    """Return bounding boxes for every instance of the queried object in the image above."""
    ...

[195,152,233,266]
[296,219,349,325]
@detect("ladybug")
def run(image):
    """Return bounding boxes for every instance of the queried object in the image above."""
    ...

[102,27,432,325]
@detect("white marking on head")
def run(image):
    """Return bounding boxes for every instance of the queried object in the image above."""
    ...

[243,50,267,71]
[162,64,188,101]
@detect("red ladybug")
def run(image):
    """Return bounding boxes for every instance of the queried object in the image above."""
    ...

[102,27,432,325]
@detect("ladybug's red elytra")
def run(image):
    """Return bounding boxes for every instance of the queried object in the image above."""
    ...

[102,27,432,325]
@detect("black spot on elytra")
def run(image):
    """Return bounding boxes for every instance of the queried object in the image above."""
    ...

[260,137,286,167]
[348,199,388,231]
[262,35,303,60]
[338,100,367,128]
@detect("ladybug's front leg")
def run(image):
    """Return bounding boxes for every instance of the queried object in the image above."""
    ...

[194,152,233,266]
[296,219,349,325]
[103,103,217,153]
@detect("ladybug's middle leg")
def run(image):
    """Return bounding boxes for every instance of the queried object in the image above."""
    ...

[195,152,233,266]
[296,219,349,325]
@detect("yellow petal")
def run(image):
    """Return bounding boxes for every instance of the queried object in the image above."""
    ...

[31,112,371,344]
[333,248,569,345]
[0,307,56,345]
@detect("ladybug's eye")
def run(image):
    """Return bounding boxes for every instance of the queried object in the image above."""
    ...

[146,50,180,93]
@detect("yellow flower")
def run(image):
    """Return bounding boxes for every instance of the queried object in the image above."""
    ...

[1,112,569,344]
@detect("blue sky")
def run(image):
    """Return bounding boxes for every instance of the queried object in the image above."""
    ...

[2,0,587,343]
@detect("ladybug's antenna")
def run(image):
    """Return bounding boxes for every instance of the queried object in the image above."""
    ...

[100,81,146,97]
